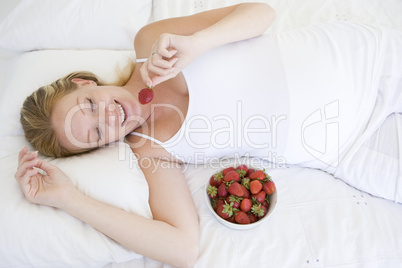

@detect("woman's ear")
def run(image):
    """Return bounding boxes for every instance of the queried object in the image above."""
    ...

[71,78,97,87]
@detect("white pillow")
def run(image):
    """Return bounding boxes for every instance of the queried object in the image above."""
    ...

[152,0,402,34]
[152,0,267,20]
[0,49,153,266]
[0,143,152,267]
[0,0,152,51]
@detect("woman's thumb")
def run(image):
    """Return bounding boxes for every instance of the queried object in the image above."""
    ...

[35,159,55,175]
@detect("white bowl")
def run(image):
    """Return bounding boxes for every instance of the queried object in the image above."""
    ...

[205,165,278,230]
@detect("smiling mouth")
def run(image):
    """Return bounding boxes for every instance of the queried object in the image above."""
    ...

[114,100,126,126]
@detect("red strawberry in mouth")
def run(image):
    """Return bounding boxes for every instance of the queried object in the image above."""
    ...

[138,87,154,104]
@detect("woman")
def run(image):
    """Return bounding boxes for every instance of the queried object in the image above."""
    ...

[15,2,402,267]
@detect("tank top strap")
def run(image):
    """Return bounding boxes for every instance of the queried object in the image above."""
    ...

[136,58,147,63]
[129,132,165,146]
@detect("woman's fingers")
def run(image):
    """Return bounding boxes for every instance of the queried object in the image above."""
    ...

[140,61,176,88]
[151,54,177,69]
[147,51,177,76]
[147,62,175,77]
[18,146,28,163]
[23,168,39,185]
[155,33,178,59]
[140,55,178,88]
[139,33,187,87]
[151,69,180,88]
[14,151,54,192]
[138,33,180,87]
[35,158,56,175]
[21,168,40,202]
[18,150,37,168]
[15,159,38,179]
[156,47,178,60]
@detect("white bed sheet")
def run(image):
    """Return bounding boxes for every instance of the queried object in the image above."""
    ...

[106,159,402,268]
[0,0,401,267]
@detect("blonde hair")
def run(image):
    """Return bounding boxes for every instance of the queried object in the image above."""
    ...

[20,60,135,158]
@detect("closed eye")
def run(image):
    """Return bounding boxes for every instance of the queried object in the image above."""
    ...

[87,98,94,112]
[96,127,102,141]
[86,98,100,141]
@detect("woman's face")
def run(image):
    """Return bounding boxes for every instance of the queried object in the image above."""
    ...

[51,79,143,152]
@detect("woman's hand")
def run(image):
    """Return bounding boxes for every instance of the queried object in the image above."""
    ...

[14,147,76,209]
[140,33,203,88]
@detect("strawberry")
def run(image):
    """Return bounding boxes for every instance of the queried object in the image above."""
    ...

[207,185,218,199]
[213,198,225,211]
[255,191,266,203]
[235,211,251,224]
[251,203,267,218]
[248,213,258,223]
[240,198,252,212]
[236,165,248,178]
[241,177,250,190]
[259,205,268,218]
[226,195,242,209]
[216,202,235,219]
[224,170,240,183]
[249,170,266,180]
[226,216,237,223]
[217,183,228,198]
[209,172,224,187]
[222,167,236,176]
[138,87,154,104]
[249,180,263,194]
[228,182,244,197]
[246,168,255,177]
[240,185,251,199]
[263,180,276,195]
[236,164,248,172]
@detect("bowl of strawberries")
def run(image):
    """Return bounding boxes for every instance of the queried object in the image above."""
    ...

[205,164,277,230]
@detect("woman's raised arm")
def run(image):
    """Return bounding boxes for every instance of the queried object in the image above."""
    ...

[135,3,276,87]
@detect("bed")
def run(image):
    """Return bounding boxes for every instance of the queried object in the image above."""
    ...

[0,0,401,267]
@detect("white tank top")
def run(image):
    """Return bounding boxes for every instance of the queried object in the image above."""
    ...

[131,22,385,168]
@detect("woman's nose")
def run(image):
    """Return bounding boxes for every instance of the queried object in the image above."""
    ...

[96,102,118,127]
[105,103,118,126]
